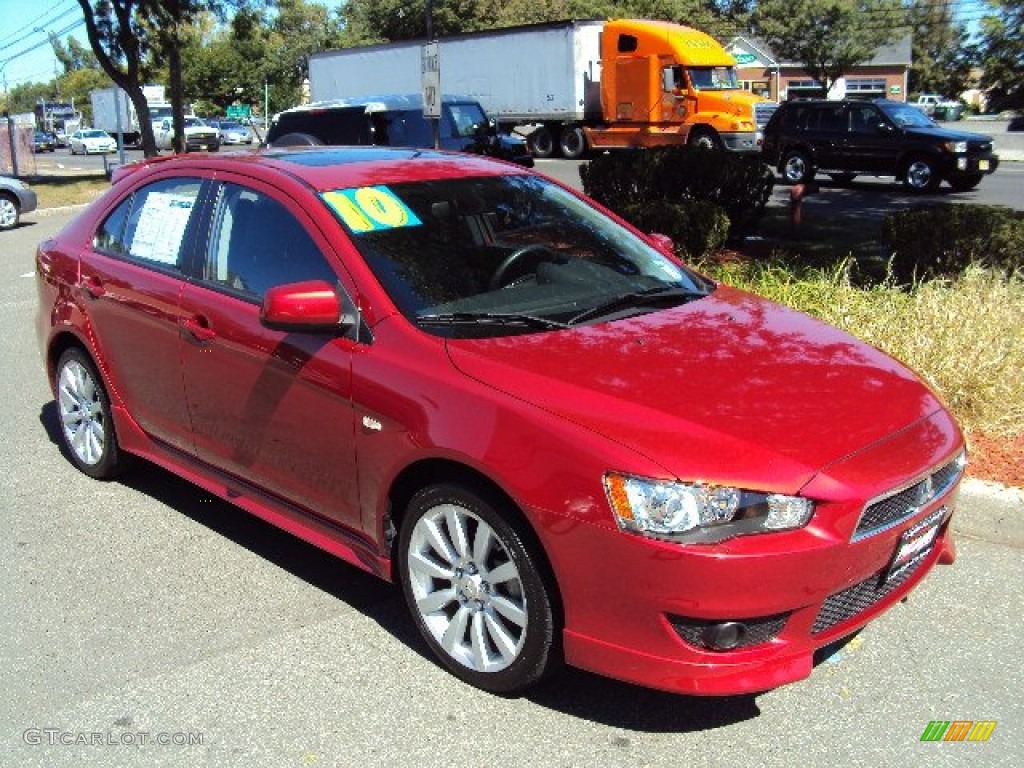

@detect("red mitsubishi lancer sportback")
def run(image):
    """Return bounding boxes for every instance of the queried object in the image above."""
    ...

[36,147,964,696]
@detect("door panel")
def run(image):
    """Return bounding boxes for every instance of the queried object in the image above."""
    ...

[179,180,363,530]
[80,177,206,452]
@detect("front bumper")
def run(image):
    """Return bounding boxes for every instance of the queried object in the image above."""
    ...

[720,131,764,153]
[948,152,999,176]
[534,409,963,695]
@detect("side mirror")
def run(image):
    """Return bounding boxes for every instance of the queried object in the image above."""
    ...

[260,280,354,333]
[648,232,682,263]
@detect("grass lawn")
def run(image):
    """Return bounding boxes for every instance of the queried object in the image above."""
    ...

[29,174,110,209]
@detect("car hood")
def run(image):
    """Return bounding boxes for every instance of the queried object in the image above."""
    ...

[904,124,994,144]
[445,286,944,492]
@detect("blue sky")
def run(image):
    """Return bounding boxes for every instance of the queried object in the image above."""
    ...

[0,0,343,95]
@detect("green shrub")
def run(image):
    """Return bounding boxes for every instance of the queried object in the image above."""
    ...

[622,199,729,259]
[882,204,1024,283]
[579,146,774,238]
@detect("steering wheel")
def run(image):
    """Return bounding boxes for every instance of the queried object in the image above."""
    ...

[489,244,559,290]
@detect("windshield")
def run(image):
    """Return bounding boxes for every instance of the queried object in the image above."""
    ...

[84,130,108,138]
[320,175,711,337]
[879,102,936,128]
[150,105,173,122]
[687,66,739,91]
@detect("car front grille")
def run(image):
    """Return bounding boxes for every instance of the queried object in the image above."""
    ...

[968,140,992,153]
[811,551,927,634]
[853,453,964,540]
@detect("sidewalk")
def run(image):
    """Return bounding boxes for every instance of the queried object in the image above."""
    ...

[955,478,1024,547]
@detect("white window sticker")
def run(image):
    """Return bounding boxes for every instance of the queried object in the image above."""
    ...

[131,191,195,265]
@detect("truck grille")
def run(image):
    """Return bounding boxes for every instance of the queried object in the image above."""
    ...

[811,553,926,634]
[754,102,778,129]
[853,453,964,540]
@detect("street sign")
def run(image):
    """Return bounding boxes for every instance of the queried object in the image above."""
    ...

[226,104,251,119]
[733,52,757,65]
[421,42,441,118]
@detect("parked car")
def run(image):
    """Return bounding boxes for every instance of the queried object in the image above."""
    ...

[68,129,118,155]
[266,94,533,167]
[37,146,964,696]
[154,116,220,152]
[762,98,999,192]
[913,94,964,121]
[208,119,254,145]
[1,175,38,230]
[33,130,57,152]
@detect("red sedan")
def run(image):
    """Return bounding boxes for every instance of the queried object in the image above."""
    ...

[35,147,963,696]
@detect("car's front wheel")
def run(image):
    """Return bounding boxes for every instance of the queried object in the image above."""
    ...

[0,192,20,230]
[781,149,815,184]
[902,156,941,192]
[54,348,130,479]
[398,483,560,694]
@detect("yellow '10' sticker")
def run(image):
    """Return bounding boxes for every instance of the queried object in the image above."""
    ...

[322,186,422,233]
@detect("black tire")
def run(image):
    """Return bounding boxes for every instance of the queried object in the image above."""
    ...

[0,192,20,231]
[781,149,815,184]
[948,174,982,192]
[54,348,131,479]
[902,156,941,193]
[687,127,720,150]
[529,126,555,159]
[828,172,857,184]
[398,483,560,694]
[558,126,587,159]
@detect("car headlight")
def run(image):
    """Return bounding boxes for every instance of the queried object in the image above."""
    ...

[943,140,968,153]
[603,472,814,544]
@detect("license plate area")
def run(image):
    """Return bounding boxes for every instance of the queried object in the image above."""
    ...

[979,159,990,170]
[886,507,946,583]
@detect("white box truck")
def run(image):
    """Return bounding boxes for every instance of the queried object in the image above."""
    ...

[308,19,775,159]
[90,85,173,146]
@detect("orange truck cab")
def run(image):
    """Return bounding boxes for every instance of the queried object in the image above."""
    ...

[587,19,776,153]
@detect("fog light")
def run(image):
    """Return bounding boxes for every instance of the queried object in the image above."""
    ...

[701,621,747,650]
[957,157,967,170]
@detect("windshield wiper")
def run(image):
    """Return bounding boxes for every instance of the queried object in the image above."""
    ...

[568,286,708,326]
[416,311,570,330]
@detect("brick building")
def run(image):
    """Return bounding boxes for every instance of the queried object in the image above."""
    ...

[726,35,912,102]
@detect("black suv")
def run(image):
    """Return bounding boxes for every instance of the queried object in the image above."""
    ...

[265,94,533,167]
[762,99,999,192]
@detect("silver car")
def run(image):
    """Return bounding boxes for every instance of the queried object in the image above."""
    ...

[0,176,38,230]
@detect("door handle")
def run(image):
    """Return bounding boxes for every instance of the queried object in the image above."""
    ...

[182,316,217,342]
[81,276,105,299]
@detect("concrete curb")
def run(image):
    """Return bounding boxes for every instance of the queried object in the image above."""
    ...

[28,203,91,218]
[954,477,1024,548]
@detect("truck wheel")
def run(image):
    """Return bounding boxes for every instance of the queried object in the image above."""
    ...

[781,150,814,184]
[558,127,587,159]
[902,156,941,193]
[529,126,555,159]
[687,128,720,150]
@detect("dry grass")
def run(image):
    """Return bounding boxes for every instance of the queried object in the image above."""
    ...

[703,260,1024,439]
[28,175,110,209]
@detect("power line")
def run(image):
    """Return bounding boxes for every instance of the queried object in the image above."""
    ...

[0,7,81,53]
[0,0,74,46]
[1,18,85,66]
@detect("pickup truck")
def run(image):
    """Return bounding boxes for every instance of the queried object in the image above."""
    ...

[154,116,220,152]
[913,94,964,121]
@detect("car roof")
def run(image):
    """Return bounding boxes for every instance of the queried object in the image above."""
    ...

[113,145,527,191]
[276,93,481,117]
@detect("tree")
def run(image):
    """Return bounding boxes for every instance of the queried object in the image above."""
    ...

[50,33,101,73]
[977,0,1023,112]
[905,0,973,99]
[76,0,162,156]
[752,0,906,94]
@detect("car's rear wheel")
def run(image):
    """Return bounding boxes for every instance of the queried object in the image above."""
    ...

[0,192,20,230]
[948,174,983,192]
[55,348,130,479]
[529,126,555,159]
[398,483,560,694]
[781,149,815,184]
[902,156,941,192]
